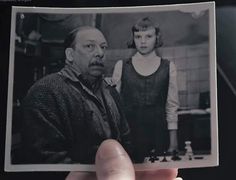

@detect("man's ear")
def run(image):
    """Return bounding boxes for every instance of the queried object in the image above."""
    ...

[65,48,74,62]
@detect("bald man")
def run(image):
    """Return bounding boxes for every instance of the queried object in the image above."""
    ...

[21,27,131,164]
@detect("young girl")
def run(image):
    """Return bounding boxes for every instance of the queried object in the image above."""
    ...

[112,17,179,163]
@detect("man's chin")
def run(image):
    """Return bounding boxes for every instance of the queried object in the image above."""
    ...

[89,71,104,78]
[89,67,104,77]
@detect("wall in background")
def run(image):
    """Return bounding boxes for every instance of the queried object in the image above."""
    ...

[17,11,209,47]
[17,13,95,42]
[105,43,209,109]
[100,10,209,48]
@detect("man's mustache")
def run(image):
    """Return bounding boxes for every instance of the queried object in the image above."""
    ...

[89,61,104,67]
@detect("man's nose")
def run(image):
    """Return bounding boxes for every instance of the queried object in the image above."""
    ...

[95,45,104,58]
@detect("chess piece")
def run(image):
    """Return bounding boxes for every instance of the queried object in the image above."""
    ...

[171,150,181,161]
[184,141,193,160]
[149,149,159,163]
[161,151,168,162]
[149,156,155,163]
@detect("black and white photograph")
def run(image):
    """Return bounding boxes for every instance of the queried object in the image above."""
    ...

[5,2,217,172]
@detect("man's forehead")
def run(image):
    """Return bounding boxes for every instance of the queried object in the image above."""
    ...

[76,28,107,43]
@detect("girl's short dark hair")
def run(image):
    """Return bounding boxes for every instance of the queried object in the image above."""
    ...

[127,17,163,48]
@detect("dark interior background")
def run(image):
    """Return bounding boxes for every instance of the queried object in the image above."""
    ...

[1,0,236,179]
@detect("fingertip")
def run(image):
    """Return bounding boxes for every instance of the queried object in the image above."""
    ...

[96,139,126,161]
[95,139,135,180]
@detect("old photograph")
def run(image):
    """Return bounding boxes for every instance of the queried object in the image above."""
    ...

[5,2,217,171]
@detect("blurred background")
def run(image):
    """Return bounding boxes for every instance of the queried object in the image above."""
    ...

[1,0,236,179]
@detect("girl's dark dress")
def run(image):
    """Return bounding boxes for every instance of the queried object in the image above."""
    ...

[120,58,170,163]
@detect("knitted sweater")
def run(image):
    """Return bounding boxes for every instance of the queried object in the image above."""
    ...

[20,72,131,164]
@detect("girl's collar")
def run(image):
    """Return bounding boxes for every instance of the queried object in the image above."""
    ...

[133,51,160,61]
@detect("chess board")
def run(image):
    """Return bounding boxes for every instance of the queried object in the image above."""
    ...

[144,154,210,164]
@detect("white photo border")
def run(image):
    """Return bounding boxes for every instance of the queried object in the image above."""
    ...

[5,2,218,172]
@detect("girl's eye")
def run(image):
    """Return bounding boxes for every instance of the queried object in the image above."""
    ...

[147,35,153,38]
[134,35,141,39]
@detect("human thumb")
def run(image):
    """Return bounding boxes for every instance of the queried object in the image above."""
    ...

[95,139,135,180]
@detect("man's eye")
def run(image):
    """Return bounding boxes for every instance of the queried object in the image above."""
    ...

[100,45,107,50]
[85,44,95,50]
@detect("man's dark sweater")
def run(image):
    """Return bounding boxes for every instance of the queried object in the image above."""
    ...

[20,67,131,164]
